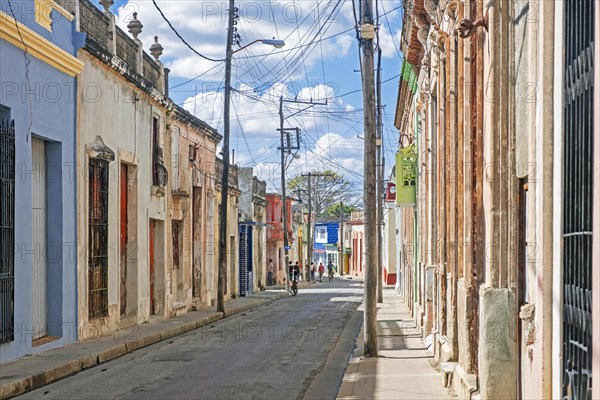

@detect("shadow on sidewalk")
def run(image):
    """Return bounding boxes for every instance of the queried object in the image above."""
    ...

[336,288,453,400]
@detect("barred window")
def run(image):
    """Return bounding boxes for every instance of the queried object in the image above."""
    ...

[88,159,109,319]
[0,117,15,343]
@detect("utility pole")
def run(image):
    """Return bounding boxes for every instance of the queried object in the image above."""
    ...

[375,11,384,304]
[306,172,312,282]
[278,98,304,292]
[279,96,291,293]
[360,0,378,357]
[339,201,344,276]
[217,0,236,314]
[300,171,332,282]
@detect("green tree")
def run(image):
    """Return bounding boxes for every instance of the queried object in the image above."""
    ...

[324,203,357,219]
[287,171,360,220]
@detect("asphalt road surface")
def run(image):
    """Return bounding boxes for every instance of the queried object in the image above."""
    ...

[17,278,364,400]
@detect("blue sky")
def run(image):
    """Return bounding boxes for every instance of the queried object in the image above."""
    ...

[110,0,404,194]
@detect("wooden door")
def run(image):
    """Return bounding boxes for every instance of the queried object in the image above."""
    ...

[31,138,47,339]
[149,220,155,315]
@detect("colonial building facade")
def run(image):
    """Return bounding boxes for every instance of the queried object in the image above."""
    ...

[0,0,84,362]
[165,105,222,312]
[394,1,599,399]
[75,0,172,336]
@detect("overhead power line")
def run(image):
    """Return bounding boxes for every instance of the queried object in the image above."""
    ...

[151,0,225,62]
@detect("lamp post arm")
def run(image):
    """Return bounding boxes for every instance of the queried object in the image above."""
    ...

[232,39,262,54]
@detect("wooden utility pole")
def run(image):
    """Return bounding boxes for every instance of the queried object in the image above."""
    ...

[217,0,236,313]
[376,22,384,304]
[360,0,378,357]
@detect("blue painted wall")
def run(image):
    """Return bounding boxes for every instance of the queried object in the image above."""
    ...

[314,222,339,250]
[0,0,83,362]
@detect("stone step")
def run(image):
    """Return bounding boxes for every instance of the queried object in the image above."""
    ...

[440,361,458,388]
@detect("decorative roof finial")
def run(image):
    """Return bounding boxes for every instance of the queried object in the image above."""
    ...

[127,12,143,39]
[150,36,163,61]
[99,0,113,13]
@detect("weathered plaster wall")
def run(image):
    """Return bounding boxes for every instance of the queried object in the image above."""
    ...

[76,51,168,338]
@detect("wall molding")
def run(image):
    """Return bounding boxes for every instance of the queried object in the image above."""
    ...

[0,10,83,77]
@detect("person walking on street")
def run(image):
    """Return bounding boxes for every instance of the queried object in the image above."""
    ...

[327,261,334,282]
[311,262,316,282]
[295,261,302,281]
[318,262,325,282]
[268,259,274,286]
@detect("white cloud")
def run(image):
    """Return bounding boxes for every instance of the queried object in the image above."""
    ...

[115,0,359,80]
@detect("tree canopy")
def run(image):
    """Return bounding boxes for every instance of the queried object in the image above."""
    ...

[287,170,360,221]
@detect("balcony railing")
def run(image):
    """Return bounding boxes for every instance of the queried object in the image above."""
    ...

[78,0,163,94]
[252,178,266,198]
[215,158,238,188]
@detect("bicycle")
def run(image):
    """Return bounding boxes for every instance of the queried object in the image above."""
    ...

[290,278,298,296]
[328,271,334,282]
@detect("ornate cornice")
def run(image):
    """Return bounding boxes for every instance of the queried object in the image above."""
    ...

[0,10,83,76]
[34,0,74,31]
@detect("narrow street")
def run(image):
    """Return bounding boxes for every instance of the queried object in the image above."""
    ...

[15,279,364,400]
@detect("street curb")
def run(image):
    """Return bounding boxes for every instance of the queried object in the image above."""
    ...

[96,343,128,364]
[0,295,283,400]
[44,359,82,386]
[124,332,163,353]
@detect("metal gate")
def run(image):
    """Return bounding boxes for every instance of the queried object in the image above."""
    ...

[238,225,254,297]
[31,138,47,339]
[0,118,15,343]
[562,2,595,399]
[238,225,248,297]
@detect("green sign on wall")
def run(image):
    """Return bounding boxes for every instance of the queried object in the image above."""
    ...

[396,146,417,206]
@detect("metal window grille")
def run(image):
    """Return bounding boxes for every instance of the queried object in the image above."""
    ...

[172,220,181,269]
[0,118,15,343]
[152,118,168,187]
[88,159,109,319]
[562,1,595,399]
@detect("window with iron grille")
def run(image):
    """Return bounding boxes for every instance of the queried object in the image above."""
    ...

[172,220,182,269]
[88,159,109,319]
[562,2,595,399]
[0,117,15,343]
[152,116,168,187]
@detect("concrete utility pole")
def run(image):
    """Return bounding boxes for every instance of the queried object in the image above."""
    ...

[279,96,291,293]
[376,26,384,304]
[300,171,332,281]
[360,0,378,357]
[278,97,305,291]
[216,2,284,311]
[217,0,236,314]
[306,172,313,282]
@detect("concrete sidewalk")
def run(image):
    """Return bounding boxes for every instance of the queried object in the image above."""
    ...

[0,288,304,399]
[337,288,452,400]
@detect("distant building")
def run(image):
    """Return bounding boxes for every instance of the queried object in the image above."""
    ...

[266,194,293,284]
[238,168,267,295]
[313,221,340,269]
[347,212,365,278]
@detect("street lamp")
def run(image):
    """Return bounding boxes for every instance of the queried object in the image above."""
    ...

[217,0,284,313]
